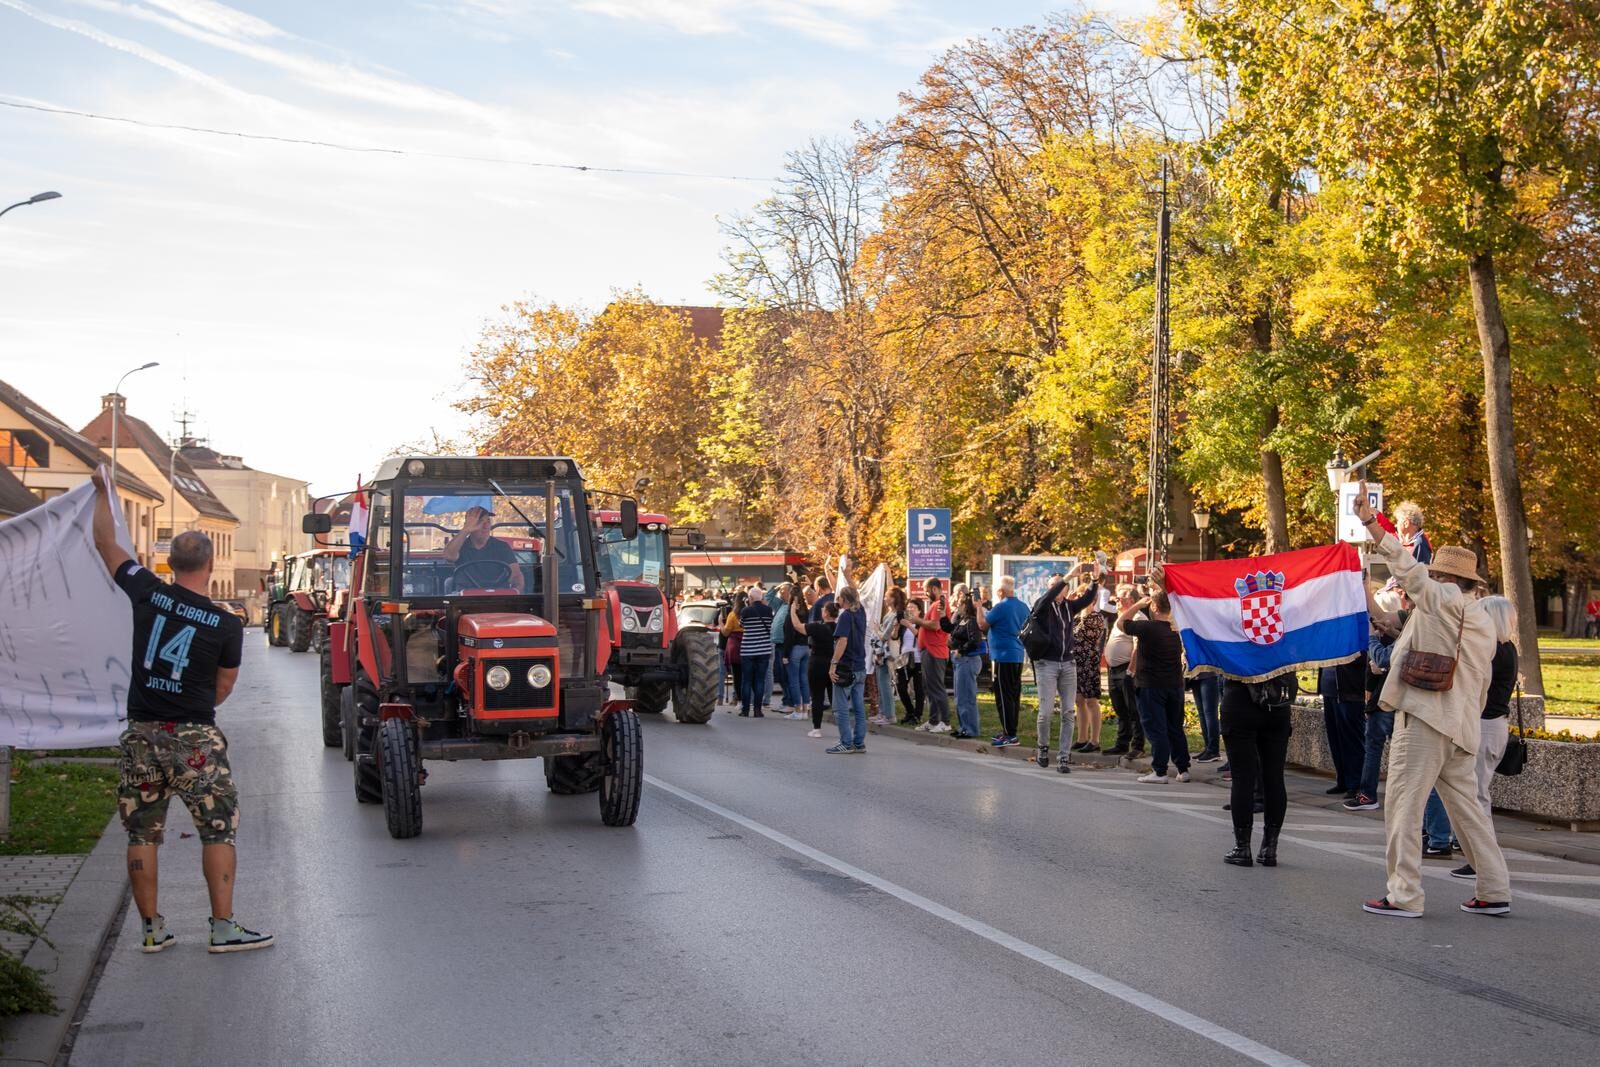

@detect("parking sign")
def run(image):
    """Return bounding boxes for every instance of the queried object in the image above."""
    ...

[905,508,952,580]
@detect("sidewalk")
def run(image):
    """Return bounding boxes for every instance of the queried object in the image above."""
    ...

[0,817,127,1067]
[815,712,1600,867]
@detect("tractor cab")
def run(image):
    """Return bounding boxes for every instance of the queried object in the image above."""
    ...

[305,455,648,839]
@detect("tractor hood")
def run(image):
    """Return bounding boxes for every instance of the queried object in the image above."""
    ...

[457,612,557,646]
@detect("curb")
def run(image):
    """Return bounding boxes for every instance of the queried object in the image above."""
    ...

[0,815,127,1067]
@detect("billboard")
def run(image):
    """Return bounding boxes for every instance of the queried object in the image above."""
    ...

[906,508,952,580]
[992,554,1079,611]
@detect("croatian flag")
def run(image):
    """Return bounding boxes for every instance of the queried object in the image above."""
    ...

[347,484,369,560]
[1164,543,1367,682]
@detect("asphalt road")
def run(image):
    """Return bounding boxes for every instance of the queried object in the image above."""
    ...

[69,638,1600,1066]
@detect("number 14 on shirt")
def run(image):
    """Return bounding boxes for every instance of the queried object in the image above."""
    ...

[143,616,197,681]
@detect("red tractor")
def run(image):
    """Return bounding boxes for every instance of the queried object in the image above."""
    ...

[306,455,654,838]
[265,547,350,654]
[593,509,720,724]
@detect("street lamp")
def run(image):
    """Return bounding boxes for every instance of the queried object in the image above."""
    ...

[1325,447,1349,493]
[0,190,62,221]
[109,362,160,484]
[1191,504,1211,561]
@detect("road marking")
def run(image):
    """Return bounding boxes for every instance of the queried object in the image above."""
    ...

[646,774,1311,1067]
[950,754,1600,919]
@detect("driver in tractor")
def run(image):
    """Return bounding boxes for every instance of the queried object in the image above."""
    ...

[442,505,525,592]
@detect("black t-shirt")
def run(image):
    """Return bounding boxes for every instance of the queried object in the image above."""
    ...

[1483,641,1517,719]
[115,561,243,725]
[455,536,517,583]
[1124,617,1184,691]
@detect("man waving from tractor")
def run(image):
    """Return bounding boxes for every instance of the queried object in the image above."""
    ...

[443,504,525,592]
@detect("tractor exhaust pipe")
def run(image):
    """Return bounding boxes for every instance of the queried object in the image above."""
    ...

[544,476,559,636]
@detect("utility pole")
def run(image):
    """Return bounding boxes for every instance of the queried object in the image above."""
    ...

[1146,159,1174,565]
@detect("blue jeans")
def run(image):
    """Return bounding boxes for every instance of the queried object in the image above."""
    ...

[834,676,866,747]
[786,645,811,707]
[740,655,770,713]
[874,659,895,720]
[775,646,793,705]
[1424,789,1453,848]
[954,654,982,736]
[1136,686,1190,776]
[1193,674,1222,755]
[1359,709,1394,799]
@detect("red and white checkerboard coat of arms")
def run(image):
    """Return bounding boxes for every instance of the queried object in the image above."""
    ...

[1235,571,1286,646]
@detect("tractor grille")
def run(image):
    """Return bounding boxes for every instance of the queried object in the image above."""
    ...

[482,658,557,713]
[557,602,590,678]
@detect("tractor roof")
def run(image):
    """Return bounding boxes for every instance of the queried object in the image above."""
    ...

[371,455,585,483]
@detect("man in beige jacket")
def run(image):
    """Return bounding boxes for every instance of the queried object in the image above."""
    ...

[1352,486,1511,917]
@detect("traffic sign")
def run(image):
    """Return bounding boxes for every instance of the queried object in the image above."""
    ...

[905,508,952,580]
[1338,482,1383,543]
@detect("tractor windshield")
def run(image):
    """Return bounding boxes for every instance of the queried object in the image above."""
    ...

[381,484,589,598]
[596,526,668,590]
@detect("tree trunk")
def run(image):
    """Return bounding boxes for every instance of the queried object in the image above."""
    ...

[1259,404,1291,553]
[1467,252,1544,692]
[1563,577,1586,638]
[1456,390,1490,571]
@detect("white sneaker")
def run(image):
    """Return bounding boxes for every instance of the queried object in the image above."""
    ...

[785,711,806,721]
[931,723,951,734]
[916,722,932,732]
[1175,771,1191,783]
[807,728,822,738]
[1137,772,1169,784]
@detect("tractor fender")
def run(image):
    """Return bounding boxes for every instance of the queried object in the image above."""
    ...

[379,702,414,722]
[328,621,352,685]
[594,698,634,724]
[289,591,318,613]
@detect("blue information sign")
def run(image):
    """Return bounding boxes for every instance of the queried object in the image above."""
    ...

[905,508,952,579]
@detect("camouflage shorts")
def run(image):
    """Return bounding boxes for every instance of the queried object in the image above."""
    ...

[118,722,239,846]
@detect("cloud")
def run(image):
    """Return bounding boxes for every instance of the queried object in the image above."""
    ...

[573,0,907,46]
[138,0,282,40]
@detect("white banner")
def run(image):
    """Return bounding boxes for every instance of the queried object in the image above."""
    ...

[0,478,134,748]
[859,563,889,639]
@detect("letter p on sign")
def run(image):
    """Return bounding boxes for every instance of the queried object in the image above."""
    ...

[917,514,937,540]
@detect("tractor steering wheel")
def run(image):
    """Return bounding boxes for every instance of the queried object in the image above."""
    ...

[449,558,515,591]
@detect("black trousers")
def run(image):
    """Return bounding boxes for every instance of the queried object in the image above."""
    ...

[1220,681,1291,833]
[993,661,1023,737]
[1108,666,1145,750]
[895,663,924,723]
[808,654,831,730]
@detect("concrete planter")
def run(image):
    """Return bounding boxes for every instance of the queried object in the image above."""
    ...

[1287,696,1600,831]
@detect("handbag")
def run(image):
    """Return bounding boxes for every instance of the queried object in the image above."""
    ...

[1398,608,1464,692]
[1495,676,1528,776]
[1020,614,1051,661]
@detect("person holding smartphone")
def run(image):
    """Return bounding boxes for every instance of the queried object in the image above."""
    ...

[1028,562,1101,771]
[916,578,955,733]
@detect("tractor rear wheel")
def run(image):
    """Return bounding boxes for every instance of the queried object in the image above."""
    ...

[599,708,643,827]
[378,717,422,839]
[311,618,328,655]
[340,686,356,761]
[544,753,603,795]
[318,648,342,748]
[629,682,671,714]
[670,628,719,724]
[288,608,311,652]
[352,673,382,804]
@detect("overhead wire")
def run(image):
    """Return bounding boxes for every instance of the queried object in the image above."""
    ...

[0,98,777,183]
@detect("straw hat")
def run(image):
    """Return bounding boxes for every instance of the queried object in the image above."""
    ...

[1430,545,1483,584]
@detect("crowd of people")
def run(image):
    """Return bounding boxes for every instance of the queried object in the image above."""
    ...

[703,491,1520,918]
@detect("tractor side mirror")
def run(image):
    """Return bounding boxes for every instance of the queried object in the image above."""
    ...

[619,498,639,541]
[303,513,332,535]
[686,530,707,549]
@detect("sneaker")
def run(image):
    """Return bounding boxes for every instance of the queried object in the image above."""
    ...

[931,723,951,734]
[1136,771,1168,784]
[825,743,853,754]
[1324,784,1348,795]
[786,711,806,720]
[916,722,932,732]
[1037,746,1050,768]
[1195,751,1221,763]
[1362,897,1422,918]
[1175,770,1191,783]
[1450,863,1476,880]
[1342,793,1380,812]
[1423,844,1453,859]
[998,736,1019,748]
[868,715,889,725]
[140,916,174,954]
[852,745,867,753]
[1056,759,1071,775]
[990,734,1009,746]
[208,917,275,953]
[807,728,822,738]
[753,710,765,718]
[1460,897,1509,916]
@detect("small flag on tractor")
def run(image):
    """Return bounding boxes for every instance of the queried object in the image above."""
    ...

[347,482,369,559]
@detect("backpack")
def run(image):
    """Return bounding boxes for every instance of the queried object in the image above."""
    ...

[1020,614,1052,661]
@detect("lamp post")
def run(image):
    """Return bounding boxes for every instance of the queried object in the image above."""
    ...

[109,362,160,484]
[0,190,61,222]
[1191,504,1211,561]
[1162,528,1176,562]
[1325,447,1349,494]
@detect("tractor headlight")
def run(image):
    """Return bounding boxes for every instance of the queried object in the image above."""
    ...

[647,607,663,633]
[621,605,638,632]
[485,665,511,691]
[527,663,552,688]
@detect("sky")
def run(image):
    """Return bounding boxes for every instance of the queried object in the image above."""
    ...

[1,0,1152,497]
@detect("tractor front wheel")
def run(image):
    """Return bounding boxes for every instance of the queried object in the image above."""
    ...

[670,628,720,724]
[599,708,643,827]
[629,682,671,715]
[288,608,311,652]
[352,673,382,804]
[311,618,328,655]
[378,717,422,839]
[544,753,603,795]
